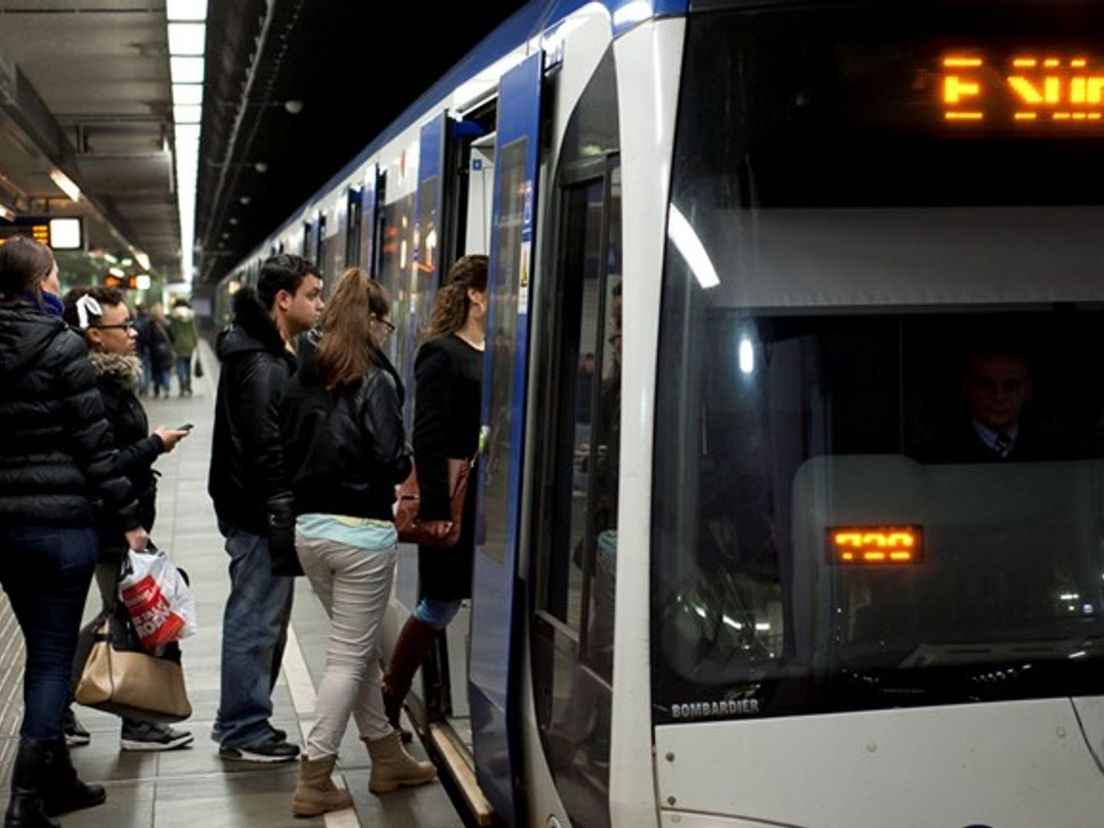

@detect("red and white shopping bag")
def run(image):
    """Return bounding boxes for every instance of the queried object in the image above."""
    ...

[118,548,197,652]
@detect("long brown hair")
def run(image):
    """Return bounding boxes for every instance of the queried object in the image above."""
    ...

[317,268,391,388]
[423,254,488,341]
[0,237,55,300]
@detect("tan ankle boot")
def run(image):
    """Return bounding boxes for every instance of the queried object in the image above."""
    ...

[292,754,353,817]
[364,731,437,794]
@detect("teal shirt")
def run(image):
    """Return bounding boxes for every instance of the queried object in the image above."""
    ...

[296,513,397,551]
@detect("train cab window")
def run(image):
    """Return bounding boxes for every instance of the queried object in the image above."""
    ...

[652,3,1104,726]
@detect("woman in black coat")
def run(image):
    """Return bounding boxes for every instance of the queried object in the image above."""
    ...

[0,238,148,827]
[382,254,487,733]
[61,287,193,752]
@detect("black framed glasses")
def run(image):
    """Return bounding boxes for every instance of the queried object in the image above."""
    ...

[92,321,136,332]
[374,316,396,334]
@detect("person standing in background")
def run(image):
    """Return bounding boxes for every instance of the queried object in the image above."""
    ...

[148,304,174,399]
[170,298,199,397]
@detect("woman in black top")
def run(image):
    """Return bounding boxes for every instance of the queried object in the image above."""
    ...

[382,255,487,733]
[0,238,148,827]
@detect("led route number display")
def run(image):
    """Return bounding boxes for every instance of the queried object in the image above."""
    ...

[942,54,1104,124]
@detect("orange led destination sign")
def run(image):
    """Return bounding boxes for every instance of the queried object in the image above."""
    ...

[942,54,1104,124]
[827,526,923,566]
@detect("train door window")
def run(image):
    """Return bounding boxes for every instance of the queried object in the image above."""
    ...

[533,160,621,781]
[345,188,362,268]
[482,137,527,566]
[301,222,311,258]
[530,46,620,828]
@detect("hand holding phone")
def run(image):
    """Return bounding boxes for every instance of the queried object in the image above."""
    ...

[155,424,192,453]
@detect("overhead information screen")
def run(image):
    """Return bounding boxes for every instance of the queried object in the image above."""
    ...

[942,53,1104,125]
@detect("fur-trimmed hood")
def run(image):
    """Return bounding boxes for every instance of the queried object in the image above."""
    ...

[216,287,288,362]
[88,350,143,392]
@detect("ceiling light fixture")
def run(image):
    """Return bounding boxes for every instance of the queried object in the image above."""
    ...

[49,169,81,202]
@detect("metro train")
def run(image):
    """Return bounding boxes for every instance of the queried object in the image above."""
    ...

[216,1,1104,825]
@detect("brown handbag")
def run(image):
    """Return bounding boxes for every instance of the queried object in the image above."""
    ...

[73,605,192,723]
[395,457,474,548]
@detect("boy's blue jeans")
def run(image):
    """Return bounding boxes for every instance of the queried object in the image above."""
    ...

[215,522,294,747]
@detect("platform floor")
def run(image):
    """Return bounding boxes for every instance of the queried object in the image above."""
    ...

[0,340,465,828]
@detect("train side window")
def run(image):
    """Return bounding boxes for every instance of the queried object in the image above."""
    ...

[378,186,415,375]
[345,188,362,268]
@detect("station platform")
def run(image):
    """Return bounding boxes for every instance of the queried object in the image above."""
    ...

[0,340,467,828]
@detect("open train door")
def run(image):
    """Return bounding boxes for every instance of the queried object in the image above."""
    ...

[469,50,543,827]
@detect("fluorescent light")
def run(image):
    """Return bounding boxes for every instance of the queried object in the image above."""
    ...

[175,123,201,145]
[168,22,205,55]
[49,169,81,202]
[172,83,203,105]
[0,201,13,221]
[169,56,204,84]
[135,274,152,290]
[48,218,82,250]
[135,251,151,271]
[166,0,207,21]
[108,266,124,278]
[174,104,202,124]
[667,204,720,289]
[739,338,755,374]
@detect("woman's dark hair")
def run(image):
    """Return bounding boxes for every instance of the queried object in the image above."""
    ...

[258,253,317,311]
[62,286,126,329]
[423,254,488,341]
[318,268,391,388]
[0,237,56,299]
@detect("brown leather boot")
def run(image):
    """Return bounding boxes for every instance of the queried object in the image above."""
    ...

[291,754,353,817]
[381,617,438,732]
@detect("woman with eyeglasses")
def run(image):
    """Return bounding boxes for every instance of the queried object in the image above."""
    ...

[280,268,434,817]
[381,254,488,739]
[0,238,149,828]
[59,287,192,754]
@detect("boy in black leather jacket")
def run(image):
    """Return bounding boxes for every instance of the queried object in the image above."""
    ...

[208,254,323,762]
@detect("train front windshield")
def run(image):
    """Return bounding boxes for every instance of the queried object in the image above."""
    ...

[653,1,1104,722]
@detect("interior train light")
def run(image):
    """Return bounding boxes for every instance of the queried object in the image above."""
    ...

[941,53,1104,125]
[827,526,924,566]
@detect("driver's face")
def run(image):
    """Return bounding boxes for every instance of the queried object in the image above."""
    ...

[964,353,1031,431]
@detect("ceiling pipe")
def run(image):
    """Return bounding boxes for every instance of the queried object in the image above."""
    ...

[200,0,306,280]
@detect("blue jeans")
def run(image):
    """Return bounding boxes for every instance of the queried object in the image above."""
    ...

[215,522,294,747]
[413,597,462,631]
[0,525,97,742]
[175,356,193,394]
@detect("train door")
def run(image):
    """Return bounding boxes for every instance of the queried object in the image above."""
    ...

[529,47,621,828]
[469,51,544,827]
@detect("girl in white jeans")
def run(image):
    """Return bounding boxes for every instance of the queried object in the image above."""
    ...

[280,269,435,817]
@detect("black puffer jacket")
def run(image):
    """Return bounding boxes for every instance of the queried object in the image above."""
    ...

[281,340,411,521]
[208,288,297,535]
[0,303,139,530]
[89,352,163,558]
